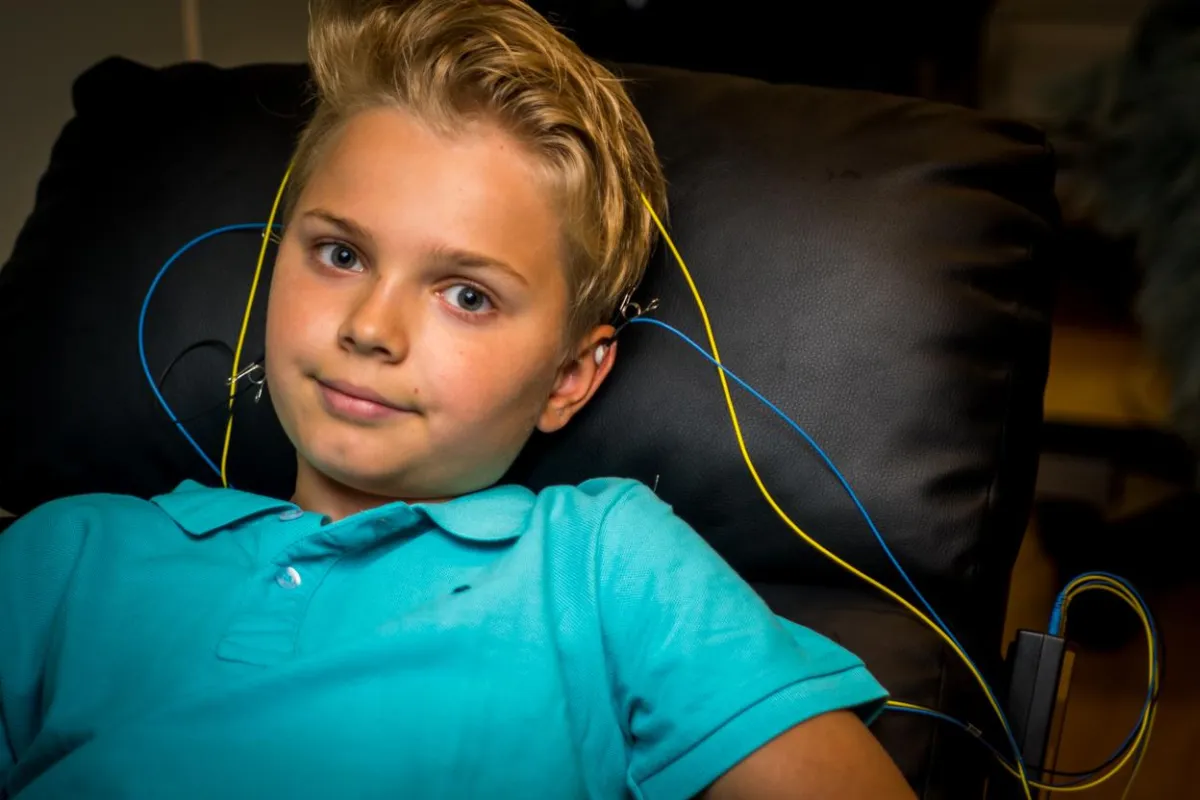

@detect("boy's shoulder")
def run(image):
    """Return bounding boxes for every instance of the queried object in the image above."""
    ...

[532,476,667,524]
[556,476,652,503]
[528,477,702,552]
[0,491,166,582]
[3,490,161,534]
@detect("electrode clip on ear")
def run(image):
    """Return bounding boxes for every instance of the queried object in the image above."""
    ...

[597,291,660,366]
[611,290,660,338]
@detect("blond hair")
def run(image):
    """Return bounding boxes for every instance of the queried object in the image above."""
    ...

[287,0,667,339]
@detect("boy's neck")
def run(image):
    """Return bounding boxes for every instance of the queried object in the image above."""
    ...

[291,458,445,522]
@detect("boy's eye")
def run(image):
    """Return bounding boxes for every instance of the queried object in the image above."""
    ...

[442,284,494,314]
[316,242,362,272]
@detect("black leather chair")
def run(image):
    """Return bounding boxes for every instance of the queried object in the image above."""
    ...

[0,57,1057,798]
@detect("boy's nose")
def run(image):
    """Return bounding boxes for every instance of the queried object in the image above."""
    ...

[338,280,409,362]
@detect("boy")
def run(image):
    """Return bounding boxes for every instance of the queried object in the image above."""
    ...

[0,1,915,797]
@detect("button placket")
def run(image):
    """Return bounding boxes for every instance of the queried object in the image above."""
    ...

[217,507,428,665]
[215,515,333,665]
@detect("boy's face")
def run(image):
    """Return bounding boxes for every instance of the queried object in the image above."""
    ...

[265,107,613,504]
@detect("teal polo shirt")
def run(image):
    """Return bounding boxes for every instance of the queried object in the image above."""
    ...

[1,477,886,799]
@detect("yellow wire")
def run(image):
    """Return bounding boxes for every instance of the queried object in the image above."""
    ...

[1121,705,1155,800]
[1014,582,1156,793]
[880,582,1157,794]
[220,163,294,488]
[1033,580,1159,794]
[636,193,1034,800]
[639,198,1158,797]
[886,700,928,712]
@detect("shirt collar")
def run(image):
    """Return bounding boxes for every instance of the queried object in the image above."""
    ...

[151,480,293,536]
[151,479,536,542]
[413,484,536,542]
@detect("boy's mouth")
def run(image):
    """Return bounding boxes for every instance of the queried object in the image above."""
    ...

[315,378,417,423]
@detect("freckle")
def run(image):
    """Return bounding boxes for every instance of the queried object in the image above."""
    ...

[413,387,419,395]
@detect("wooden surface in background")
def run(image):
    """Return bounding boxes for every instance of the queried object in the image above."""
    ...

[1044,322,1172,428]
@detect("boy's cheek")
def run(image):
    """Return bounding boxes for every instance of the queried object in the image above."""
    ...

[268,285,339,358]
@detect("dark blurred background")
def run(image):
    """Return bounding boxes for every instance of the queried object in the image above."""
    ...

[526,0,995,105]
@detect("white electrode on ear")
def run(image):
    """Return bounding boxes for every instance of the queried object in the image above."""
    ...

[594,343,608,366]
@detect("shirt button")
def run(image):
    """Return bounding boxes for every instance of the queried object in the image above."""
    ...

[275,566,302,589]
[278,508,304,521]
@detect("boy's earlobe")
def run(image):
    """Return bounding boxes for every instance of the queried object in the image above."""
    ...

[535,327,617,434]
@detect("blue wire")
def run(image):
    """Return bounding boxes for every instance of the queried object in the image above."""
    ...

[884,704,1013,767]
[137,223,277,481]
[628,316,964,645]
[627,315,1159,785]
[889,697,1154,788]
[1050,572,1155,639]
[1046,571,1159,773]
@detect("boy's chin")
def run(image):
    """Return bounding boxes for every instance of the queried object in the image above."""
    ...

[301,449,475,505]
[298,426,414,480]
[307,454,418,499]
[294,425,523,502]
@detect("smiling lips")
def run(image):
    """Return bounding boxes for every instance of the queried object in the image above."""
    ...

[316,378,414,422]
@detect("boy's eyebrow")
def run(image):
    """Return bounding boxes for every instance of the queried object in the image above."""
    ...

[427,247,529,287]
[302,208,528,286]
[302,209,375,248]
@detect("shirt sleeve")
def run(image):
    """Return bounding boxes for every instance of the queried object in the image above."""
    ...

[0,500,90,795]
[596,483,888,800]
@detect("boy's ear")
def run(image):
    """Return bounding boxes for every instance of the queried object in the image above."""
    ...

[537,324,617,433]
